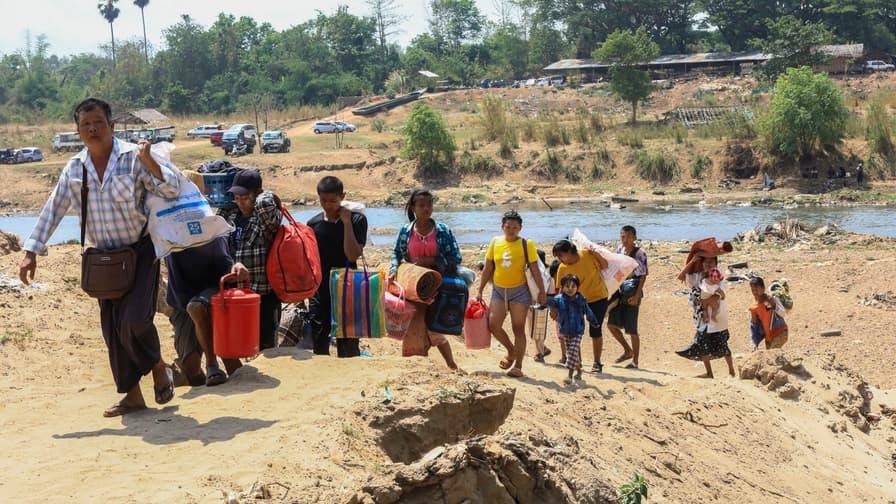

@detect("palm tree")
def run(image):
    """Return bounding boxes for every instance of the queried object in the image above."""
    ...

[133,0,150,62]
[98,0,121,65]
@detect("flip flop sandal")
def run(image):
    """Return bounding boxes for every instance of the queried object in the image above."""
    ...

[625,363,639,369]
[543,348,552,358]
[499,357,514,370]
[615,353,633,363]
[103,401,147,418]
[205,366,228,387]
[154,367,175,405]
[507,367,524,378]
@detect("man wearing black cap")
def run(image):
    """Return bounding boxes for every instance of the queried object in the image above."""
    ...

[217,169,283,349]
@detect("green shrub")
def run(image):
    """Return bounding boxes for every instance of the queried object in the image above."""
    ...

[542,117,563,148]
[499,127,518,159]
[371,119,386,133]
[402,103,457,177]
[760,66,848,158]
[559,124,571,145]
[534,150,563,179]
[519,119,539,142]
[617,130,644,148]
[457,150,504,178]
[590,158,615,180]
[573,116,591,144]
[618,473,648,504]
[480,95,511,142]
[691,154,712,179]
[866,98,894,157]
[635,149,680,183]
[589,110,606,133]
[564,163,584,182]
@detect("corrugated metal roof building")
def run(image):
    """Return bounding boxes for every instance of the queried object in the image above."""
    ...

[544,44,863,76]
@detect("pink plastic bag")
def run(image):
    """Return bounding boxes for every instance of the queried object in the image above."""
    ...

[384,285,416,340]
[463,300,491,350]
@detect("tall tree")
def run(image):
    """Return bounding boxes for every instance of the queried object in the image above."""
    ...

[98,0,121,65]
[366,0,406,67]
[753,16,834,81]
[133,0,150,62]
[429,0,485,53]
[594,27,660,124]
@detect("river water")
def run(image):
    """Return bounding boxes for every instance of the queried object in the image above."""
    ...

[2,202,893,247]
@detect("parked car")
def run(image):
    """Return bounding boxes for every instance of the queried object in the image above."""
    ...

[312,121,340,134]
[52,132,84,152]
[548,75,567,86]
[490,79,511,88]
[479,79,492,88]
[334,121,357,133]
[864,60,895,72]
[0,148,15,164]
[524,78,537,87]
[210,131,225,146]
[187,124,224,138]
[222,124,257,153]
[148,126,176,143]
[15,147,44,163]
[261,131,291,153]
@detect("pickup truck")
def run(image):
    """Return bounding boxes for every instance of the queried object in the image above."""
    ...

[222,124,257,154]
[187,124,223,138]
[864,60,895,72]
[261,131,291,153]
[52,132,85,152]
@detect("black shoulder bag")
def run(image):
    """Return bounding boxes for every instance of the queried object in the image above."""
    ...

[80,163,139,299]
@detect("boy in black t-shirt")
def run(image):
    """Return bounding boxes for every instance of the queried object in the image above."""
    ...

[307,176,367,357]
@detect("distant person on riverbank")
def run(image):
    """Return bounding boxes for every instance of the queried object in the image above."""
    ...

[749,277,789,351]
[607,225,648,369]
[19,97,179,417]
[856,161,865,186]
[389,189,460,370]
[552,239,610,373]
[477,211,547,378]
[676,253,735,378]
[307,176,366,357]
[165,238,247,386]
[217,169,282,350]
[547,274,601,385]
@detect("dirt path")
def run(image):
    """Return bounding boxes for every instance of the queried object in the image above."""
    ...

[2,238,896,502]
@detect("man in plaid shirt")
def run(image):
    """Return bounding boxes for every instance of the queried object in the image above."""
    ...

[18,97,181,417]
[217,169,282,350]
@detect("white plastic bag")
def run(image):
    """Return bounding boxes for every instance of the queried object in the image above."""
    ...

[144,143,233,258]
[570,228,639,295]
[522,239,552,304]
[342,200,373,246]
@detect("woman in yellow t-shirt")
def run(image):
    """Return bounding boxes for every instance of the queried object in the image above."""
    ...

[552,239,610,373]
[476,211,547,378]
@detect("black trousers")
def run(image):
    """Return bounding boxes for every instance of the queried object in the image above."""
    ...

[259,292,282,351]
[308,283,360,357]
[308,284,332,355]
[98,236,161,394]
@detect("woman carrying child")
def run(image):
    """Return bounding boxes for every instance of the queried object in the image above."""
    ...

[547,274,601,385]
[390,189,460,370]
[675,253,735,378]
[477,211,547,378]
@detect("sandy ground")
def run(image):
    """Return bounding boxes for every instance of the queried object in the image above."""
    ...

[2,229,896,502]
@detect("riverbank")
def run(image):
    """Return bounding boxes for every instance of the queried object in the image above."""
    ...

[2,230,896,502]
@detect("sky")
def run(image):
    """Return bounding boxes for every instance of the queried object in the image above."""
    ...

[0,0,500,57]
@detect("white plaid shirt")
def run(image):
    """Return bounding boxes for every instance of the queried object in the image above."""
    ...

[25,139,181,255]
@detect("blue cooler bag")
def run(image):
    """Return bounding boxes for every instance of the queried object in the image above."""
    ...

[426,276,468,335]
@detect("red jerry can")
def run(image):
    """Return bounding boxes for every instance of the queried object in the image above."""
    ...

[211,273,260,358]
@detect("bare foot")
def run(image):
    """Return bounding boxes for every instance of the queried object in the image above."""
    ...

[697,373,714,379]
